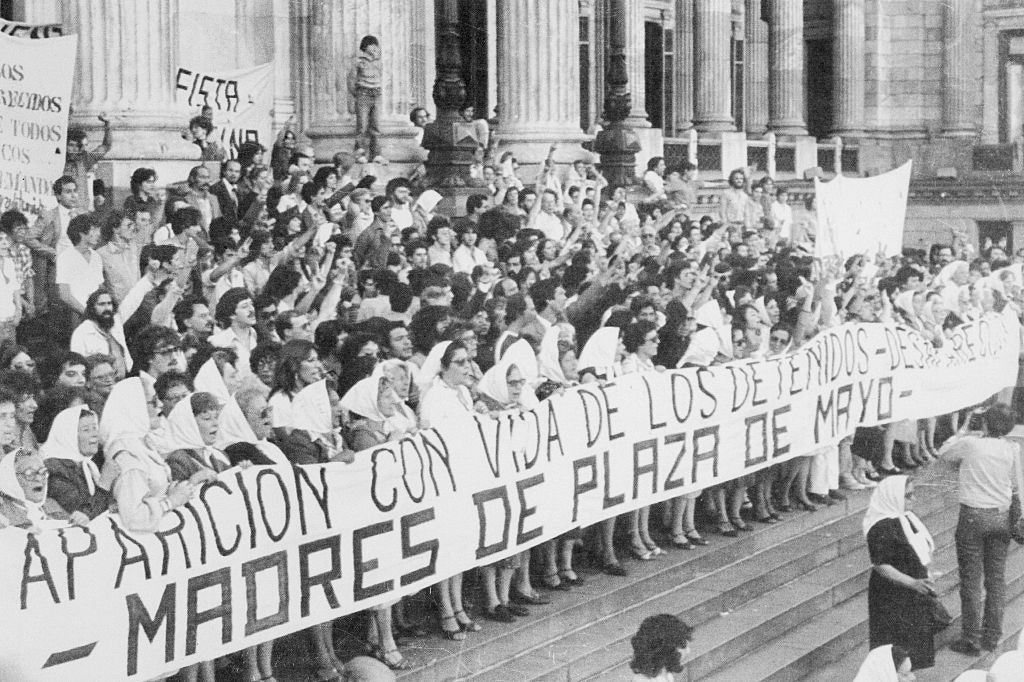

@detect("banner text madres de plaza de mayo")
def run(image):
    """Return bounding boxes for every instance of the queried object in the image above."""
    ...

[0,313,1016,680]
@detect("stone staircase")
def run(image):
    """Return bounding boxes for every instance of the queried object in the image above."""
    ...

[388,464,1024,682]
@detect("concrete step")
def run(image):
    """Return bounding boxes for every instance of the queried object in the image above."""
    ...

[800,546,1024,682]
[584,501,963,682]
[396,492,891,681]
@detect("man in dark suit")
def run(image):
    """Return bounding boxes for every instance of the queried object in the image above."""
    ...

[209,159,243,229]
[25,175,80,315]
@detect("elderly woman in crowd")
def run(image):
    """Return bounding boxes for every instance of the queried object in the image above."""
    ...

[0,448,72,530]
[40,404,110,523]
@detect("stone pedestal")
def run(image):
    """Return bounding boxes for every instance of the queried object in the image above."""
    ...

[766,0,806,135]
[831,0,865,137]
[494,0,587,165]
[692,0,735,132]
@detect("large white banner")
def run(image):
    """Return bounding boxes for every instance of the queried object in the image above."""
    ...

[175,63,274,159]
[0,314,1017,680]
[814,160,912,259]
[0,19,63,39]
[0,32,76,213]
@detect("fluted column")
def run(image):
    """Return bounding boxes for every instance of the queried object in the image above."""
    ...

[63,0,192,158]
[767,0,806,134]
[831,0,865,137]
[692,0,734,132]
[942,0,976,137]
[744,0,769,135]
[271,0,295,132]
[674,0,694,131]
[623,0,649,126]
[495,0,582,143]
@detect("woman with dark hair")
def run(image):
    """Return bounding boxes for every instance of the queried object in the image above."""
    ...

[629,614,693,680]
[123,167,162,235]
[267,339,323,435]
[1,368,39,451]
[0,342,37,380]
[314,318,348,382]
[408,305,453,366]
[426,215,454,267]
[263,265,304,310]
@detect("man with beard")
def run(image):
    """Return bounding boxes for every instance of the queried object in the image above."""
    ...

[70,288,132,378]
[210,159,243,228]
[183,164,222,233]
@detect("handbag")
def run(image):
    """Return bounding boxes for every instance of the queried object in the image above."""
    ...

[924,593,953,633]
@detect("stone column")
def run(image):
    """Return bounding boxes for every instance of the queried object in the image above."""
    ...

[16,0,60,22]
[495,0,584,159]
[623,0,649,127]
[674,0,694,131]
[271,0,295,133]
[942,0,976,137]
[766,0,806,134]
[692,0,734,132]
[831,0,865,137]
[744,0,769,135]
[63,0,194,159]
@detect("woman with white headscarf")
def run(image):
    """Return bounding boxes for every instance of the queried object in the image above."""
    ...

[989,650,1024,682]
[864,476,937,670]
[537,326,579,388]
[163,393,234,481]
[852,644,915,682]
[576,326,623,382]
[276,379,352,465]
[104,377,206,533]
[371,359,419,434]
[0,448,70,530]
[41,404,110,524]
[336,374,416,671]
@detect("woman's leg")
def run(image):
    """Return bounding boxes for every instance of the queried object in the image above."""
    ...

[481,566,499,610]
[374,607,411,669]
[257,641,275,680]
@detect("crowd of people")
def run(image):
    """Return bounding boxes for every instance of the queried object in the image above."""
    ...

[1,65,1023,680]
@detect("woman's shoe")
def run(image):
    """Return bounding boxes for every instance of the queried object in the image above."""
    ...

[877,466,902,477]
[717,522,738,538]
[505,602,530,617]
[373,647,413,671]
[645,543,666,557]
[797,500,818,512]
[511,590,550,606]
[630,544,655,561]
[540,572,570,591]
[756,514,778,524]
[602,561,628,577]
[454,610,481,632]
[670,532,693,549]
[685,532,709,546]
[729,517,752,532]
[482,605,515,623]
[440,614,468,640]
[395,622,428,638]
[559,568,585,585]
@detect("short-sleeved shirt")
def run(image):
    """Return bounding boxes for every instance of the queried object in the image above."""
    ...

[941,435,1020,509]
[55,247,104,309]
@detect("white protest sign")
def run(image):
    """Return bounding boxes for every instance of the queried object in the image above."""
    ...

[814,160,912,259]
[0,31,76,213]
[0,19,63,39]
[0,314,1016,680]
[175,63,274,159]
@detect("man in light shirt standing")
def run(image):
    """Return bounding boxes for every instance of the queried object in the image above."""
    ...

[939,403,1021,655]
[55,214,104,320]
[26,175,79,313]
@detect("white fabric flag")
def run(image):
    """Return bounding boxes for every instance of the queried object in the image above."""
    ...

[0,31,76,212]
[175,63,274,158]
[814,160,912,259]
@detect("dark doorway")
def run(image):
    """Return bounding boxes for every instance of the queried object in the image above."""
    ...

[645,22,664,130]
[805,38,833,139]
[978,221,1013,254]
[457,0,488,117]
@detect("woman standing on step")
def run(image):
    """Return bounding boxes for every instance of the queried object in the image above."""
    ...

[852,644,916,682]
[863,475,937,670]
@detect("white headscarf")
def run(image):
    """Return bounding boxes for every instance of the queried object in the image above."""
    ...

[288,379,333,438]
[339,375,391,423]
[678,327,721,368]
[862,475,934,567]
[537,326,567,384]
[577,327,620,376]
[852,645,900,682]
[40,405,101,496]
[476,339,540,409]
[371,360,418,431]
[165,395,231,470]
[988,651,1024,682]
[100,376,156,456]
[416,341,452,397]
[193,357,256,452]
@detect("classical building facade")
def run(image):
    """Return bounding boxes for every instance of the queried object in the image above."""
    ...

[3,0,1024,251]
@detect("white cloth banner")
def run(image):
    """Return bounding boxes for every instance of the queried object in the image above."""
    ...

[0,32,76,213]
[0,20,63,39]
[0,314,1017,680]
[175,63,274,158]
[814,160,912,259]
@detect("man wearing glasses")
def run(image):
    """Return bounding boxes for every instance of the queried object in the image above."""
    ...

[131,325,182,382]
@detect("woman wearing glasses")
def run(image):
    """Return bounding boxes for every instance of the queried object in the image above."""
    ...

[0,448,72,530]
